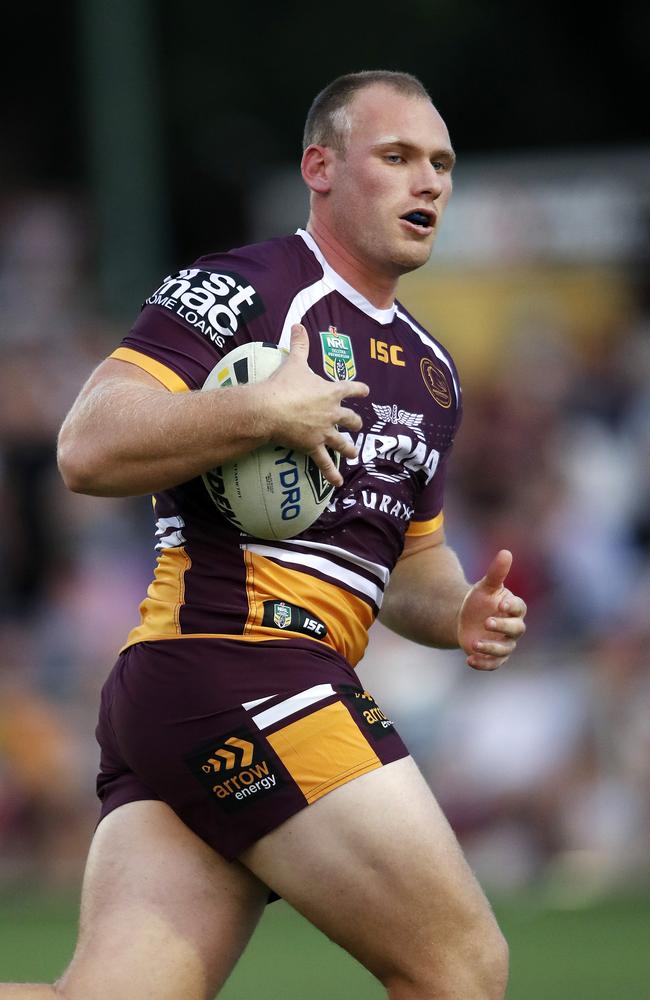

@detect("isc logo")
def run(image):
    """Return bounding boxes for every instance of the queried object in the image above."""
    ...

[370,338,405,367]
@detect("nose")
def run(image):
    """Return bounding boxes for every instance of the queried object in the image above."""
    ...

[414,161,445,200]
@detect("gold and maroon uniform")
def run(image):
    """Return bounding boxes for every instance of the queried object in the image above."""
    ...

[96,230,462,859]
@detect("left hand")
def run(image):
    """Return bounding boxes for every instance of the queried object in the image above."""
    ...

[456,549,527,671]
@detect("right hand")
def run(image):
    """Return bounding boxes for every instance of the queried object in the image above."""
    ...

[260,324,369,486]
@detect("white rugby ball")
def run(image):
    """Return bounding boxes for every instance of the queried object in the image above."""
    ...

[201,341,339,539]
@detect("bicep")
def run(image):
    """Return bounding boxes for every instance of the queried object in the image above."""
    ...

[73,357,171,406]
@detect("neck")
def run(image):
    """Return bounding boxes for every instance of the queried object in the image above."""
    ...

[305,217,398,309]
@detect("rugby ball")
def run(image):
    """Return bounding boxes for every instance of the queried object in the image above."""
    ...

[201,342,339,539]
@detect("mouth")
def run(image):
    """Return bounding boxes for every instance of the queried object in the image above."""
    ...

[399,209,436,234]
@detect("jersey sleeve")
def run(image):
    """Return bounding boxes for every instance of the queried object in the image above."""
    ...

[109,261,268,391]
[406,372,463,538]
[405,453,449,537]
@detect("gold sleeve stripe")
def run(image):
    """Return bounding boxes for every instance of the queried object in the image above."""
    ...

[406,511,444,537]
[109,347,190,393]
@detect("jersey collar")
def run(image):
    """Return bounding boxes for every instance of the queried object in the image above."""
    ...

[296,229,397,326]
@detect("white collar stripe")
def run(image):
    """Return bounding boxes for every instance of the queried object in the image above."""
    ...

[296,229,397,326]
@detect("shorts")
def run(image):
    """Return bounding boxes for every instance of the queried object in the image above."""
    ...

[96,638,409,860]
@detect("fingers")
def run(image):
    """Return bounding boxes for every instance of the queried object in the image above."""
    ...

[281,327,369,466]
[485,612,527,637]
[482,549,513,591]
[472,636,517,659]
[309,444,343,487]
[328,430,358,461]
[467,652,510,672]
[337,405,363,434]
[467,603,527,670]
[498,594,527,618]
[289,323,310,356]
[337,379,370,401]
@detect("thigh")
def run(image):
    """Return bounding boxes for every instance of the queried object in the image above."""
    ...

[58,801,268,1000]
[240,756,498,984]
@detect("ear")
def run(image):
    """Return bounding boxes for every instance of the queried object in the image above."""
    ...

[301,144,335,194]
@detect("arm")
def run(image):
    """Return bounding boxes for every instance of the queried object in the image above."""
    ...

[379,530,527,671]
[57,325,368,497]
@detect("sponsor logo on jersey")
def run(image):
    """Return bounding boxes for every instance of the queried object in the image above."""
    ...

[320,327,356,381]
[342,687,394,737]
[326,491,415,522]
[145,268,265,349]
[420,357,452,408]
[186,726,284,812]
[369,337,405,367]
[341,402,440,486]
[262,600,327,638]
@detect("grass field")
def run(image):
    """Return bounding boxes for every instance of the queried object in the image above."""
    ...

[0,890,648,998]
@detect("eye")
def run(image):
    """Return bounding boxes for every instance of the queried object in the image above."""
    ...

[431,160,446,172]
[385,153,405,164]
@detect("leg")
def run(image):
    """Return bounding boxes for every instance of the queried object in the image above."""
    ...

[241,756,509,1000]
[0,800,268,1000]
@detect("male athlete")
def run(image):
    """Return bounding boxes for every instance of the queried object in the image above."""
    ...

[3,71,526,999]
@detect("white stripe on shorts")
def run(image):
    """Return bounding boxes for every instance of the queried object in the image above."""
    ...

[251,683,335,730]
[242,695,276,711]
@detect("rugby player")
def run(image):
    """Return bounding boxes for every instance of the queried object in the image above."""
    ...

[3,70,526,999]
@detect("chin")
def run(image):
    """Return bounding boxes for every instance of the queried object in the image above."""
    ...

[391,241,434,274]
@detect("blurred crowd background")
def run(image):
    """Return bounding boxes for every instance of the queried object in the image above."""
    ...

[0,1,648,900]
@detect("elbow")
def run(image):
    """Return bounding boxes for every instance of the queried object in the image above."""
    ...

[57,441,91,494]
[57,431,103,495]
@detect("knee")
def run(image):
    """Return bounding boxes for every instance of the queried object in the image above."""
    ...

[446,913,509,1000]
[471,919,509,999]
[383,910,509,1000]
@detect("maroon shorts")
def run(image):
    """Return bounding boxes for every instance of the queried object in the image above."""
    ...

[96,638,409,860]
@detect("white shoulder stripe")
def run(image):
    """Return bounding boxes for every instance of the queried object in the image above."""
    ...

[243,542,384,607]
[395,308,460,404]
[279,278,333,348]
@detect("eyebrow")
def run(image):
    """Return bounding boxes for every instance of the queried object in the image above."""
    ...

[372,137,456,168]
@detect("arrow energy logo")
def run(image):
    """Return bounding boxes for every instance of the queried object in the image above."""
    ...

[201,736,254,772]
[186,727,285,813]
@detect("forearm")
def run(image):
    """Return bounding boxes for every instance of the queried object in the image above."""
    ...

[57,376,270,497]
[379,543,470,647]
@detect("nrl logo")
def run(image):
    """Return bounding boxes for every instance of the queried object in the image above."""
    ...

[273,601,292,629]
[320,326,356,381]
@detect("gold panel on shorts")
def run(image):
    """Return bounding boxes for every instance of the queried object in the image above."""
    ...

[266,701,381,804]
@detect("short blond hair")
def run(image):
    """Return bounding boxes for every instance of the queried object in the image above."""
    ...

[303,70,431,154]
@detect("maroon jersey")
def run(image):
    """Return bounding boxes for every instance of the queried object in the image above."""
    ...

[110,230,462,666]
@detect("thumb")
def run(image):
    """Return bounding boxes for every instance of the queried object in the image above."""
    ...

[482,549,513,591]
[289,323,310,359]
